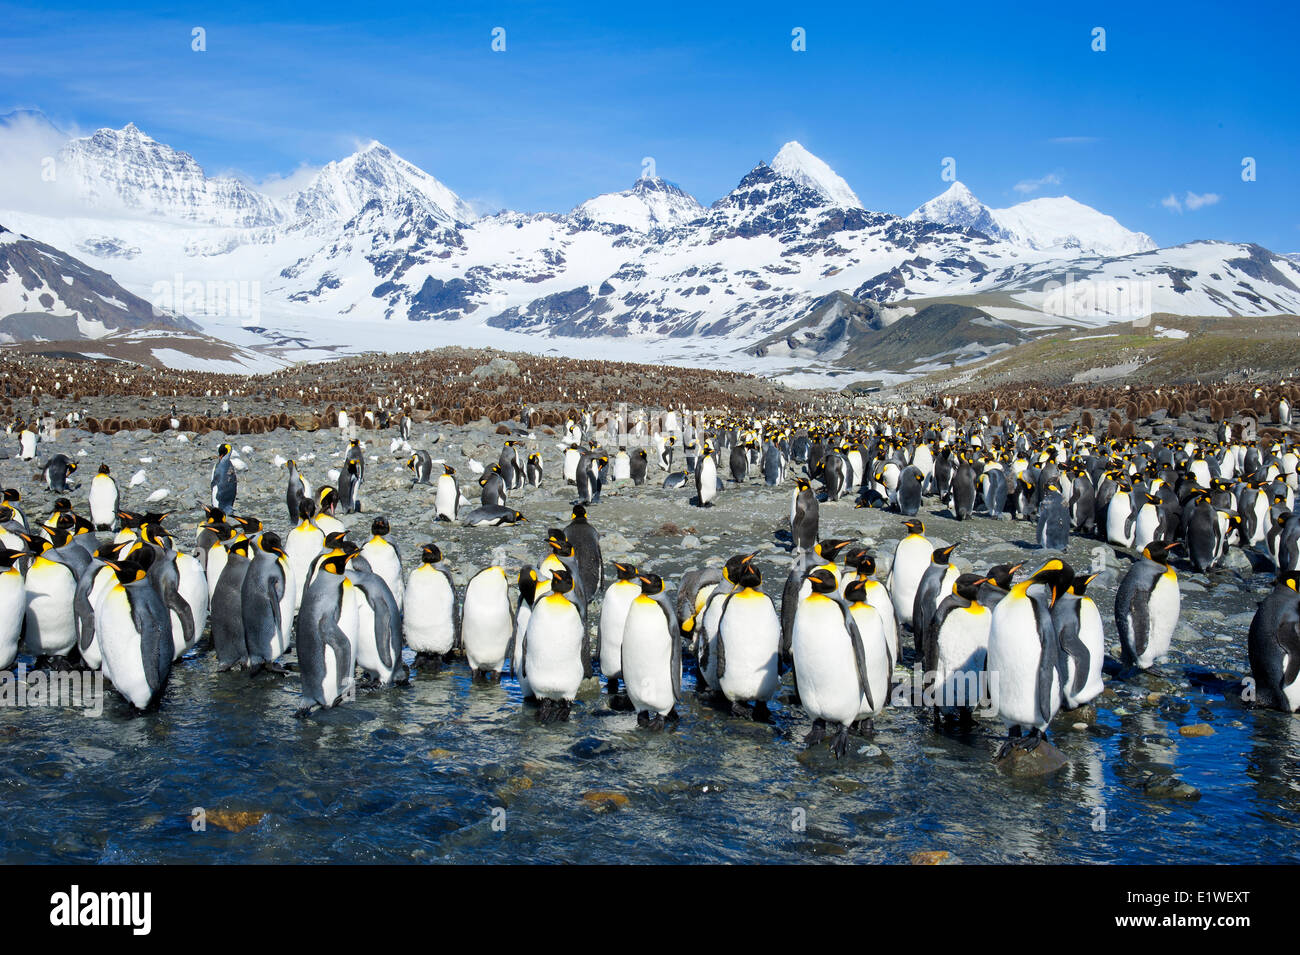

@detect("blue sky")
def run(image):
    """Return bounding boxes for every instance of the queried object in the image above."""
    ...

[1,0,1297,249]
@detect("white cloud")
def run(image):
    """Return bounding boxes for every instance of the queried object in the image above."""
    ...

[1013,172,1062,195]
[1160,191,1221,213]
[258,163,324,199]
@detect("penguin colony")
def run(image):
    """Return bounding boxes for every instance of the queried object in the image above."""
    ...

[3,363,1300,767]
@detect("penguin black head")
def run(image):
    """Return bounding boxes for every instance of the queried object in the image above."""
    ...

[203,505,225,523]
[20,532,51,555]
[1279,571,1300,592]
[105,559,149,585]
[844,578,868,604]
[805,567,837,594]
[847,548,877,577]
[814,538,852,561]
[903,519,925,535]
[549,567,575,595]
[324,531,349,550]
[549,539,575,559]
[613,561,638,581]
[420,543,443,564]
[932,544,958,564]
[320,552,352,576]
[259,532,285,556]
[227,538,252,559]
[571,505,588,523]
[638,572,665,596]
[985,562,1023,590]
[236,516,263,535]
[371,518,390,538]
[126,540,159,570]
[406,456,417,471]
[319,487,339,512]
[721,553,749,583]
[52,498,71,512]
[953,573,986,603]
[1069,573,1100,597]
[734,560,762,589]
[546,528,568,546]
[795,476,811,491]
[217,443,232,458]
[97,464,111,476]
[2,488,17,503]
[442,464,456,476]
[298,499,317,521]
[0,547,23,569]
[1143,539,1181,564]
[141,523,172,548]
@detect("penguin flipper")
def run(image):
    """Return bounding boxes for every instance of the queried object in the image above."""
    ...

[1034,599,1061,729]
[840,599,874,712]
[670,619,683,704]
[1057,614,1091,698]
[1276,605,1300,692]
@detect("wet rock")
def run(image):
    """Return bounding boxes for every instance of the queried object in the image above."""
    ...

[1178,722,1215,737]
[1140,774,1201,800]
[994,739,1068,777]
[582,790,629,810]
[202,809,267,833]
[569,737,617,760]
[909,850,951,864]
[496,775,533,805]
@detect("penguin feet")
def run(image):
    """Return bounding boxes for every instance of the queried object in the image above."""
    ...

[853,717,876,738]
[730,701,754,720]
[830,727,851,759]
[609,692,635,712]
[292,704,317,719]
[803,718,828,747]
[536,698,573,724]
[753,701,772,723]
[415,652,444,675]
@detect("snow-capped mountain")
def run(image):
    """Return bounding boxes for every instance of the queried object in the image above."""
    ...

[771,141,862,209]
[572,176,704,231]
[909,181,1156,257]
[0,223,198,341]
[284,141,476,227]
[57,124,285,229]
[3,122,1297,382]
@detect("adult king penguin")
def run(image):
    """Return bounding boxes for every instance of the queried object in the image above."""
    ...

[620,571,682,728]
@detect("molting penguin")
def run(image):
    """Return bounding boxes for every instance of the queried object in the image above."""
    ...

[520,567,589,723]
[1116,540,1182,670]
[620,571,681,728]
[403,543,456,672]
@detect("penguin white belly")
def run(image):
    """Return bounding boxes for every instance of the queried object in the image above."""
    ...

[22,558,77,656]
[613,454,631,481]
[513,602,532,696]
[563,451,580,483]
[717,592,780,703]
[19,431,36,460]
[286,528,324,612]
[97,589,152,708]
[403,567,455,655]
[1106,495,1134,547]
[80,567,118,670]
[793,598,862,727]
[524,597,584,700]
[88,477,117,528]
[697,590,731,687]
[598,581,639,676]
[461,577,512,673]
[888,538,931,625]
[1066,600,1106,707]
[989,603,1055,730]
[175,552,208,655]
[316,515,346,537]
[1140,573,1180,667]
[621,598,675,716]
[699,458,718,505]
[848,602,891,717]
[338,580,360,658]
[935,607,991,709]
[353,591,385,679]
[1134,506,1160,552]
[361,543,403,610]
[0,568,23,668]
[1282,656,1300,712]
[435,478,458,520]
[273,562,295,657]
[863,581,900,662]
[206,544,230,600]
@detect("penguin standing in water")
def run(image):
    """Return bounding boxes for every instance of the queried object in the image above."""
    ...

[987,560,1069,754]
[792,569,875,757]
[89,464,119,531]
[887,519,932,631]
[598,562,640,700]
[1247,572,1300,712]
[403,544,457,672]
[715,559,782,719]
[927,573,993,724]
[360,518,403,610]
[1053,569,1105,711]
[526,452,544,488]
[38,454,77,492]
[285,459,310,525]
[629,449,649,486]
[520,568,589,723]
[1116,540,1182,670]
[790,477,819,555]
[0,547,26,669]
[407,450,434,486]
[512,567,547,700]
[295,552,358,715]
[620,571,681,728]
[241,532,295,676]
[842,577,893,733]
[912,544,959,658]
[695,447,719,507]
[21,533,84,668]
[1037,482,1071,551]
[461,566,513,682]
[285,501,324,614]
[435,465,460,522]
[211,538,253,671]
[841,549,899,662]
[96,558,174,710]
[211,444,238,513]
[349,554,407,687]
[565,505,603,600]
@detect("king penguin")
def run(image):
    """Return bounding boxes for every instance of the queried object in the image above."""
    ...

[1247,571,1300,712]
[294,551,358,715]
[887,519,932,631]
[461,566,513,682]
[96,557,174,710]
[520,567,589,723]
[1116,539,1182,670]
[598,561,640,700]
[620,571,682,728]
[404,543,457,673]
[211,443,238,513]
